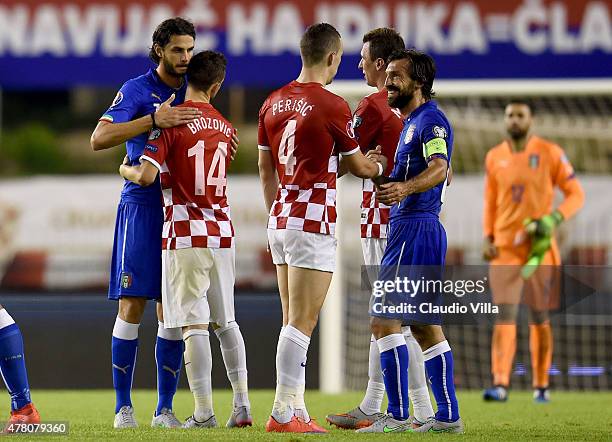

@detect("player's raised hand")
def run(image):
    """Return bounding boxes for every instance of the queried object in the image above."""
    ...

[154,93,201,128]
[229,129,239,160]
[376,181,409,205]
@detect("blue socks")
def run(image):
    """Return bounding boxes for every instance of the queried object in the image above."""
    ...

[0,310,31,411]
[111,317,139,414]
[377,334,409,420]
[423,340,460,422]
[155,322,183,415]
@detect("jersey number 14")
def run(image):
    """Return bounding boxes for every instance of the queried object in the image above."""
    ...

[187,140,227,197]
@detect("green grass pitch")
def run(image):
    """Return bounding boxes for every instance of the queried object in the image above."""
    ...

[3,389,612,440]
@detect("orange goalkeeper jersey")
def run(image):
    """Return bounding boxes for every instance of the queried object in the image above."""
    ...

[483,135,584,248]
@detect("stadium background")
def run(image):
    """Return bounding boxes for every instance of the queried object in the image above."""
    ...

[0,0,611,400]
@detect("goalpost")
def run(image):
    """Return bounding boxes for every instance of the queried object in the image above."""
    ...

[320,79,612,393]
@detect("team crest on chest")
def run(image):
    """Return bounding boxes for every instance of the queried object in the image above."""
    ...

[404,124,416,144]
[433,125,447,138]
[352,115,363,129]
[529,154,540,169]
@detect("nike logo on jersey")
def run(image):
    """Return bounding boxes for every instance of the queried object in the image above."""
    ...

[113,364,130,375]
[151,93,161,100]
[162,365,180,378]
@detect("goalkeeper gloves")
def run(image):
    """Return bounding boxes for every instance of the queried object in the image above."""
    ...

[524,210,564,238]
[521,210,563,280]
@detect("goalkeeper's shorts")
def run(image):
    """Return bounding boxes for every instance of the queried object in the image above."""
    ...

[489,242,560,311]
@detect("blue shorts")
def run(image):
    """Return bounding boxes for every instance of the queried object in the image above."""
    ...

[108,201,163,301]
[370,216,447,324]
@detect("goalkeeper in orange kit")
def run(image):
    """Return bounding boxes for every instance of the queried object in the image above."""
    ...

[482,100,584,403]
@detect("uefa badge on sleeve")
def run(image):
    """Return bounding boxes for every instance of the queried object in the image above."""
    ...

[432,125,447,138]
[110,91,123,108]
[149,128,161,140]
[346,120,355,139]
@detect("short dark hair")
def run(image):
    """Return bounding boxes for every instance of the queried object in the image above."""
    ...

[363,28,405,63]
[300,23,341,67]
[149,17,196,63]
[387,49,436,100]
[187,50,227,92]
[506,99,533,112]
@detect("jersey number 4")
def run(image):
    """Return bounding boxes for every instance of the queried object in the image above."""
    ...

[187,140,227,197]
[278,119,297,176]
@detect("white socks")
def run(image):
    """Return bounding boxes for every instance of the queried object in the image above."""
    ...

[360,335,385,415]
[273,325,310,423]
[113,316,139,340]
[403,327,435,422]
[214,323,250,408]
[157,321,182,340]
[183,329,214,422]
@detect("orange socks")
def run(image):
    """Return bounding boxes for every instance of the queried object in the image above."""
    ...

[529,322,553,388]
[491,323,517,387]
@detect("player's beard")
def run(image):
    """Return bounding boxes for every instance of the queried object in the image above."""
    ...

[162,57,187,78]
[507,125,528,140]
[387,85,414,109]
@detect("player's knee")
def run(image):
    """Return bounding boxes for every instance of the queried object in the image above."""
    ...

[213,321,239,337]
[410,324,445,349]
[528,309,549,324]
[370,317,399,339]
[118,297,147,323]
[497,304,519,323]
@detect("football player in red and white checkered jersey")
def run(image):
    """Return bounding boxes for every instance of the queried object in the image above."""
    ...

[326,28,435,431]
[258,23,385,434]
[119,50,253,429]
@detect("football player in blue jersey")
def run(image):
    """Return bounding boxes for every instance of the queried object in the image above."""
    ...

[357,49,463,434]
[90,18,241,429]
[91,16,198,429]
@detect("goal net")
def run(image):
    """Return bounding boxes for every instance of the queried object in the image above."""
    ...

[320,79,612,393]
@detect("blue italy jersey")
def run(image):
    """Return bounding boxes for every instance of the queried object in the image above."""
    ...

[389,100,453,221]
[100,68,187,205]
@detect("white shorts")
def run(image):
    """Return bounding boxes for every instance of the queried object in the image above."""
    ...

[361,237,387,285]
[361,237,387,266]
[267,229,336,273]
[161,247,236,329]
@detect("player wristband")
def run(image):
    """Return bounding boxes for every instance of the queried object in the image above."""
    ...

[150,112,158,129]
[376,162,384,177]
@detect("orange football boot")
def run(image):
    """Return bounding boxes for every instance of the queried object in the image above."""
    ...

[306,418,328,433]
[266,415,327,433]
[4,403,40,433]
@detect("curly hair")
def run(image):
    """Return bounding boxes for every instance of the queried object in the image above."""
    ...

[149,17,196,63]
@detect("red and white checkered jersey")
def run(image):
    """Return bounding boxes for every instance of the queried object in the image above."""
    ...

[258,81,359,235]
[141,101,234,249]
[353,89,403,239]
